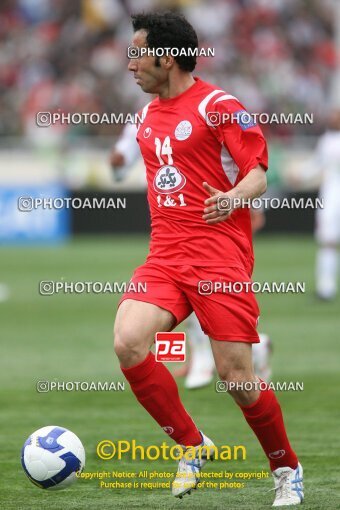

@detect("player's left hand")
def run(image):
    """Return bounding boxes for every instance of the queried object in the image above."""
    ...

[202,182,235,224]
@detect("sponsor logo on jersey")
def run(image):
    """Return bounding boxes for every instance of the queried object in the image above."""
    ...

[269,449,286,459]
[174,120,192,141]
[153,165,186,194]
[143,127,152,138]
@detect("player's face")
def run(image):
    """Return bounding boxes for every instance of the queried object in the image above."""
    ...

[128,30,168,94]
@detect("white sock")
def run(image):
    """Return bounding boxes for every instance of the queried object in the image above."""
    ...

[316,247,338,298]
[185,315,215,388]
[186,314,215,365]
[252,333,271,382]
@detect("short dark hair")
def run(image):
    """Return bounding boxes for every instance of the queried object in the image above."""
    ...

[131,11,198,72]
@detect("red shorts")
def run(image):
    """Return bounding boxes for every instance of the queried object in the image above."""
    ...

[119,263,260,343]
[119,262,260,343]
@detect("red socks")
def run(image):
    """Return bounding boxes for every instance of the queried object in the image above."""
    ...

[121,352,298,470]
[121,352,201,447]
[240,386,298,471]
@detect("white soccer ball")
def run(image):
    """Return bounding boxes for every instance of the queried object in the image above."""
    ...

[21,426,85,489]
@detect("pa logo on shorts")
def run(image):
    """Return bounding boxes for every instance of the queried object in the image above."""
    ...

[155,332,186,362]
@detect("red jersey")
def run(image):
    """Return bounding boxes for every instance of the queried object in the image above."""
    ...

[136,77,268,274]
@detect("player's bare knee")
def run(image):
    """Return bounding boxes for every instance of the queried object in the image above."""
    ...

[113,323,144,363]
[221,369,258,405]
[217,365,243,382]
[218,368,252,390]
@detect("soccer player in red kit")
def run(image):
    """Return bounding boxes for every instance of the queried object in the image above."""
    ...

[114,12,303,507]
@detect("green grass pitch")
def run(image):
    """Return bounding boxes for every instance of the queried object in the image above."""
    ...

[1,234,339,510]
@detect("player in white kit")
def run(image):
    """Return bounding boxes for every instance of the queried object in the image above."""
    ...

[315,110,340,300]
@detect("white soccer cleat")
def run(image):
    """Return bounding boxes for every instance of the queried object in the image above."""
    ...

[172,432,215,498]
[272,462,304,506]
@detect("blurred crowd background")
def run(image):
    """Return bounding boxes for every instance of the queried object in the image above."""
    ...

[0,0,337,140]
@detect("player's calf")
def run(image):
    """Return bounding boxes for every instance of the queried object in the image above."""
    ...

[217,368,260,406]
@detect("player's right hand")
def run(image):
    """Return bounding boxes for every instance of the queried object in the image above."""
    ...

[202,182,234,225]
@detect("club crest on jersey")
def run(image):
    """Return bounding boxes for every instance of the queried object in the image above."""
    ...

[174,120,192,141]
[143,127,152,138]
[153,165,186,194]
